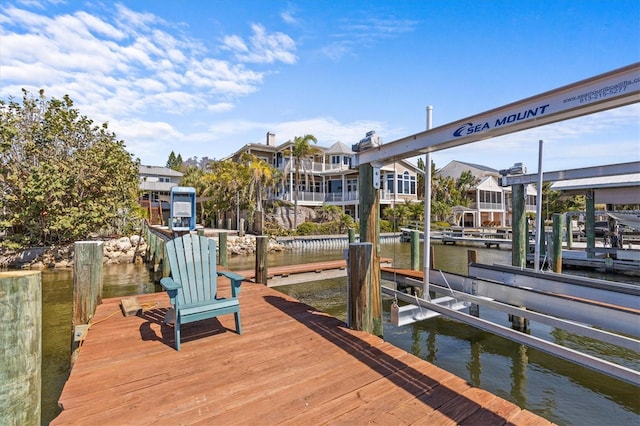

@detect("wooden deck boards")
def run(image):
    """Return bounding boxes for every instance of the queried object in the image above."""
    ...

[52,275,553,425]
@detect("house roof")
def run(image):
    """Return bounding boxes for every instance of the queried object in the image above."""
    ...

[139,165,183,177]
[550,173,640,204]
[550,173,640,191]
[453,160,499,174]
[325,141,353,155]
[436,160,499,180]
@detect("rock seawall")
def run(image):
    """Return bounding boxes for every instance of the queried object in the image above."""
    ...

[0,235,287,270]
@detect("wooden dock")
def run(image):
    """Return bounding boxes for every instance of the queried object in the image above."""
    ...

[238,258,393,287]
[52,273,553,425]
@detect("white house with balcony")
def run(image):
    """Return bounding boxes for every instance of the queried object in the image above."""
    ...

[436,160,537,227]
[224,132,422,221]
[138,165,183,224]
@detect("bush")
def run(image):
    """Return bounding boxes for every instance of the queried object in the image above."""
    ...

[380,220,394,233]
[431,221,451,230]
[296,222,319,235]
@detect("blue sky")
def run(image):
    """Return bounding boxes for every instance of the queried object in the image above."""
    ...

[1,0,639,172]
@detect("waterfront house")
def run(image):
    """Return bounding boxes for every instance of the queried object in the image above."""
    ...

[223,132,422,222]
[138,165,183,225]
[436,160,537,227]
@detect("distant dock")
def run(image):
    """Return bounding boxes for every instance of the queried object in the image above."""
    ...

[52,274,552,425]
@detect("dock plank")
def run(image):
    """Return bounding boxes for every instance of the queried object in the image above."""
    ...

[52,275,553,425]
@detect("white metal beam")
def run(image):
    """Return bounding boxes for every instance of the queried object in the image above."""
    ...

[354,62,640,165]
[502,161,640,186]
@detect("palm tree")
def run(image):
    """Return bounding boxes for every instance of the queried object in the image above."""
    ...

[241,152,280,234]
[283,134,320,228]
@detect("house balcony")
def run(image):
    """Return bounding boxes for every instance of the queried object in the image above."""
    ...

[278,159,351,174]
[471,202,504,211]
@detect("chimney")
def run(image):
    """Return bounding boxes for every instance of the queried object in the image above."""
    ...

[266,132,276,146]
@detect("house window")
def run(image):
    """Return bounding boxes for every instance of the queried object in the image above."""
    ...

[479,190,502,207]
[347,179,358,192]
[343,156,349,165]
[331,155,341,164]
[386,173,395,193]
[328,179,342,193]
[397,171,413,194]
[527,194,536,206]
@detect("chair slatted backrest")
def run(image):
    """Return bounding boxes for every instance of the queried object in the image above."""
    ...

[165,234,218,305]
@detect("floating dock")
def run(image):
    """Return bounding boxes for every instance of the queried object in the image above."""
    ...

[52,273,551,425]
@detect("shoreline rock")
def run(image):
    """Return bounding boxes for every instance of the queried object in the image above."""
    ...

[0,234,287,270]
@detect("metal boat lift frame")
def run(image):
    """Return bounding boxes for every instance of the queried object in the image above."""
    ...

[353,63,639,167]
[354,62,640,384]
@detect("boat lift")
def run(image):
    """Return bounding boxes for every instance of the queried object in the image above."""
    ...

[354,62,640,385]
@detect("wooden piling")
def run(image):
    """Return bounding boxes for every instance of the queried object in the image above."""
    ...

[348,228,355,243]
[511,184,526,269]
[510,184,528,331]
[73,241,104,326]
[219,232,228,267]
[0,271,42,426]
[358,164,383,337]
[566,213,573,250]
[255,235,268,284]
[586,189,596,258]
[410,231,419,271]
[347,242,375,333]
[552,213,564,273]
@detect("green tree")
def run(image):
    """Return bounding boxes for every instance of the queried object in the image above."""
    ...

[239,153,280,233]
[283,134,320,228]
[0,89,140,247]
[455,170,479,207]
[167,151,183,170]
[383,204,411,231]
[416,157,425,199]
[180,165,209,225]
[318,204,343,222]
[406,200,424,223]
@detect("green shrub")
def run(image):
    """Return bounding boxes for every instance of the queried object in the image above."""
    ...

[296,222,319,235]
[380,220,394,233]
[431,221,451,230]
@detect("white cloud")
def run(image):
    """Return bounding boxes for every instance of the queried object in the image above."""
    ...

[0,1,299,160]
[280,9,299,25]
[208,116,387,147]
[223,23,297,64]
[320,14,418,61]
[222,35,248,53]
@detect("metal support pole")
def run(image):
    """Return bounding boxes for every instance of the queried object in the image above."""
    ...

[534,140,544,271]
[423,105,433,297]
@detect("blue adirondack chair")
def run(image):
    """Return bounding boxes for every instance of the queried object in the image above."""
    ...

[160,233,244,350]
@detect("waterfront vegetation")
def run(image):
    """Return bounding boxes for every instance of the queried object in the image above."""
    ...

[0,90,140,249]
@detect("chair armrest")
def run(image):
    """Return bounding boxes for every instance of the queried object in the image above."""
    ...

[217,271,244,297]
[160,277,181,291]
